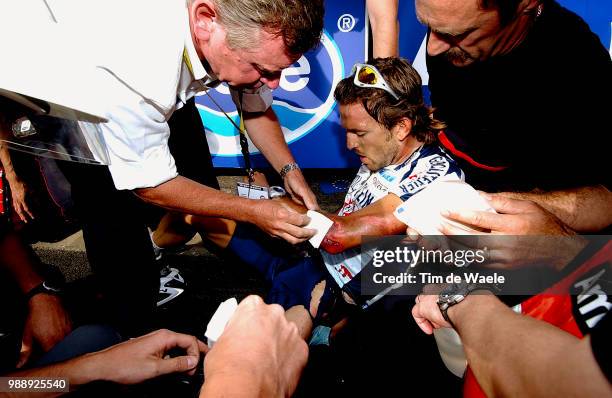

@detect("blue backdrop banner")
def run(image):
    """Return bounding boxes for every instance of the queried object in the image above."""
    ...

[196,0,366,168]
[198,0,610,169]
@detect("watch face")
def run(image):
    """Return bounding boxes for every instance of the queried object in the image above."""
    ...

[438,292,466,307]
[439,293,452,303]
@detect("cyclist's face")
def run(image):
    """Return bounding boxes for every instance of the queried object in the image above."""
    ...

[341,103,401,172]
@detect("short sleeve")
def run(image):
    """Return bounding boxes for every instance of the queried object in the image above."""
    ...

[392,154,463,202]
[102,97,178,190]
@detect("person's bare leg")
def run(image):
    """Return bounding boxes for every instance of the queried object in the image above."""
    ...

[285,306,313,340]
[151,172,270,250]
[151,211,197,249]
[152,211,239,251]
[185,215,237,249]
[285,280,327,340]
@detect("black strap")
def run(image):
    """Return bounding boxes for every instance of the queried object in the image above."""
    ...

[237,91,254,183]
[203,90,254,184]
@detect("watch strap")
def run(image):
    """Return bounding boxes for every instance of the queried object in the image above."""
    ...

[440,304,456,329]
[279,162,300,179]
[437,280,501,327]
[24,281,62,301]
[438,290,465,328]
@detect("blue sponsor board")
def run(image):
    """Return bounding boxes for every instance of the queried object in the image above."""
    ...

[199,1,610,169]
[196,0,366,168]
[558,0,612,50]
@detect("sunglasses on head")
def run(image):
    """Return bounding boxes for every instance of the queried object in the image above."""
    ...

[351,63,400,100]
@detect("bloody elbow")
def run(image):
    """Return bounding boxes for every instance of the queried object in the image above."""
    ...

[321,237,345,254]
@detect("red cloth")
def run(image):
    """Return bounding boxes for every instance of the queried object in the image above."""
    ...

[463,242,612,397]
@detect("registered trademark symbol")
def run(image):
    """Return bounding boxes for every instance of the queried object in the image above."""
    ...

[337,14,356,33]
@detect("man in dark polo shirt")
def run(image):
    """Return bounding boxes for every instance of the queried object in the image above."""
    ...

[417,0,612,233]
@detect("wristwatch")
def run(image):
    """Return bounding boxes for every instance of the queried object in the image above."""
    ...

[24,280,63,301]
[437,281,501,327]
[279,162,300,179]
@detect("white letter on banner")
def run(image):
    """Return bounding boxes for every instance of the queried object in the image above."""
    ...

[280,56,311,92]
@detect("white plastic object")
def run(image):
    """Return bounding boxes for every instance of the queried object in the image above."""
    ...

[305,210,334,249]
[433,328,468,378]
[394,179,496,235]
[205,297,238,348]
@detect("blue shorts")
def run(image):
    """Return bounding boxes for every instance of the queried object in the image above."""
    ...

[227,223,341,318]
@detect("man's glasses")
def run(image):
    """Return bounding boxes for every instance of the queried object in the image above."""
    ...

[352,63,400,100]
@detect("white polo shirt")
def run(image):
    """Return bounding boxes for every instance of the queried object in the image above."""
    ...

[31,0,273,190]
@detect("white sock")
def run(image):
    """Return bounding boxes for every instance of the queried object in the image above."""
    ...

[148,227,164,260]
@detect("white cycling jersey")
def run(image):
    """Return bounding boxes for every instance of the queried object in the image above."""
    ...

[322,144,464,288]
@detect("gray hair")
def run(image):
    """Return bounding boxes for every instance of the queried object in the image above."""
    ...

[335,57,445,145]
[213,0,324,56]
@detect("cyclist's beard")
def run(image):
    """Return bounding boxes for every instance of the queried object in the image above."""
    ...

[443,48,475,67]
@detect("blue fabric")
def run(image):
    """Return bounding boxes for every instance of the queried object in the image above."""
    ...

[227,223,334,315]
[309,325,332,346]
[267,256,328,312]
[34,324,121,367]
[227,223,294,282]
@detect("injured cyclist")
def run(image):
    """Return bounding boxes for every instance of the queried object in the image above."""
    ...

[152,58,464,343]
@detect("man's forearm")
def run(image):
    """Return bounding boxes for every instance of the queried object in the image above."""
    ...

[502,186,612,232]
[367,0,399,58]
[0,141,19,183]
[243,109,296,173]
[321,214,399,254]
[448,295,611,398]
[138,176,312,244]
[243,108,319,210]
[320,195,406,254]
[200,369,275,398]
[135,176,257,223]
